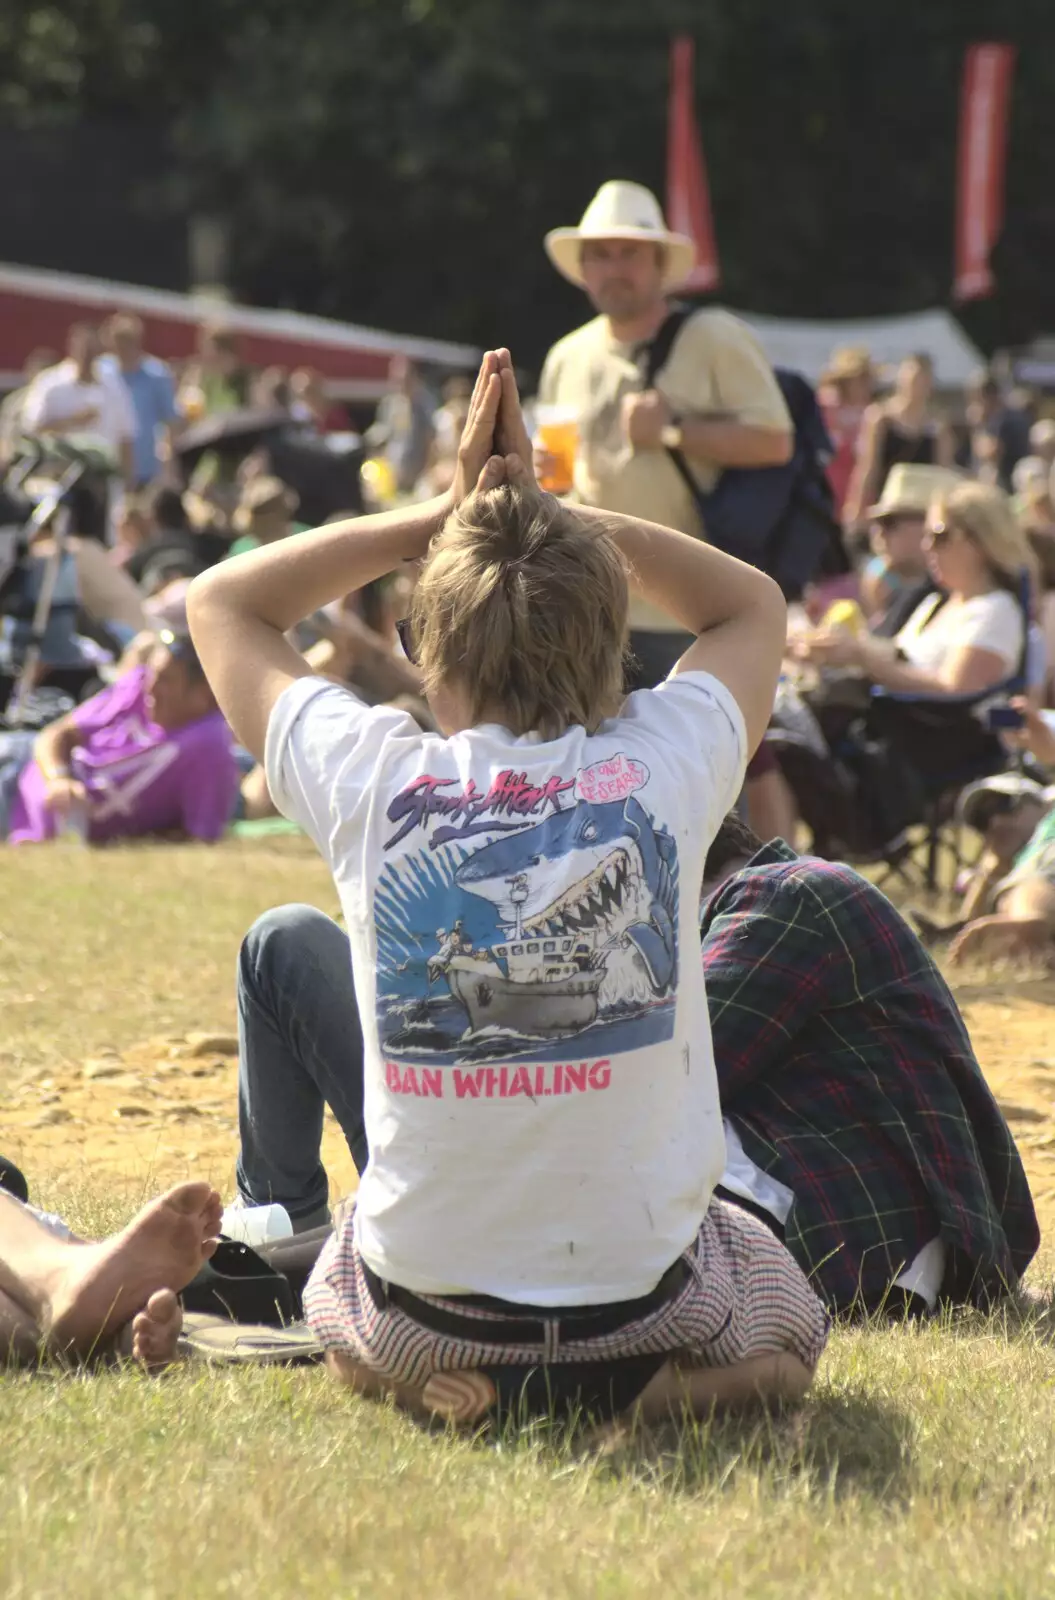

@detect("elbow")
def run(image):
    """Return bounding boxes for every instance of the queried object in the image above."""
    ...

[184,568,224,641]
[754,567,787,620]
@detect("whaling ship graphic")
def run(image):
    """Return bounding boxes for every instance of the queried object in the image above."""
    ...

[442,872,606,1037]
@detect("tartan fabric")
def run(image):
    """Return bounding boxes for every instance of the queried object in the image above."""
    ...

[701,843,1040,1315]
[302,1196,829,1388]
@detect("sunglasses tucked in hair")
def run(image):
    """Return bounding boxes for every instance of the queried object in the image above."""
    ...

[410,485,628,739]
[158,628,205,679]
[395,616,417,665]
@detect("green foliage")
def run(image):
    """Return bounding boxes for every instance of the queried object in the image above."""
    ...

[2,0,1055,363]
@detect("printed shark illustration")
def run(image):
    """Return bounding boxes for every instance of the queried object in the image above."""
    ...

[454,794,678,1003]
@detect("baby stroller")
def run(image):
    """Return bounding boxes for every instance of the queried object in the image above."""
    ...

[0,437,116,729]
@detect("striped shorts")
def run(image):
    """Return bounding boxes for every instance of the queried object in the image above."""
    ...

[302,1196,830,1389]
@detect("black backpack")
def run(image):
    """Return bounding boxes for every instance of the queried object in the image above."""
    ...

[640,306,848,599]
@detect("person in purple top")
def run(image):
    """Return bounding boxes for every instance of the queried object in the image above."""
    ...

[0,631,238,845]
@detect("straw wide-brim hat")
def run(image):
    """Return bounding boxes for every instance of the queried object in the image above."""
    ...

[867,463,966,521]
[544,180,696,292]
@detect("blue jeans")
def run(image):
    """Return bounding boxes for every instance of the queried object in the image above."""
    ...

[236,904,368,1229]
[0,730,36,839]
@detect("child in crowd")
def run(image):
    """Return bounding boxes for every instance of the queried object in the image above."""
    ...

[187,349,827,1427]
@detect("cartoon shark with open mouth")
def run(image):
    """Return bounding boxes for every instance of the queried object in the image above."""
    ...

[451,794,678,1029]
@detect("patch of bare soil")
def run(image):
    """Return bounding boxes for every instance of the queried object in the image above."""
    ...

[6,984,1055,1241]
[4,1031,359,1202]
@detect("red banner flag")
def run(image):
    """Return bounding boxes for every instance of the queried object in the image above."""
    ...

[953,43,1016,302]
[666,35,720,293]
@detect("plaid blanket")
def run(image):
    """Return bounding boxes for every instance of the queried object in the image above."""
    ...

[701,842,1040,1314]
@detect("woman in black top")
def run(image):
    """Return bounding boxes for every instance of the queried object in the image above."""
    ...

[844,353,954,530]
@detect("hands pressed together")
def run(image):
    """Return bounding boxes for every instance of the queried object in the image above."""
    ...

[450,349,539,509]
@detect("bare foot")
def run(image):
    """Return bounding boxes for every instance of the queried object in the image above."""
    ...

[46,1183,221,1356]
[421,1371,496,1425]
[325,1351,496,1425]
[130,1289,183,1370]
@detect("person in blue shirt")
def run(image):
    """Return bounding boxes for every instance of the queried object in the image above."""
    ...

[102,314,179,488]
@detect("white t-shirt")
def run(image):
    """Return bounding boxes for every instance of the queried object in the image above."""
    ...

[21,360,135,457]
[896,589,1024,676]
[266,671,747,1304]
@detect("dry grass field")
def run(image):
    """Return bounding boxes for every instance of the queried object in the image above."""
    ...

[2,840,1055,1599]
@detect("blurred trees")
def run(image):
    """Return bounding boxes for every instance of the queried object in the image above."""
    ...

[1,0,1055,366]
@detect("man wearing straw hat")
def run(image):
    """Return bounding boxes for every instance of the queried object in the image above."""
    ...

[538,180,792,687]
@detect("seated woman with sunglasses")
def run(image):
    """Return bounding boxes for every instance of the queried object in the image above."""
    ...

[801,481,1036,701]
[759,482,1040,853]
[185,349,827,1428]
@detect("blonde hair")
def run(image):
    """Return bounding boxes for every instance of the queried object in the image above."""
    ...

[411,486,628,738]
[934,480,1038,594]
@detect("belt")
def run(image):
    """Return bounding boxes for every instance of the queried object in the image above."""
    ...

[361,1257,690,1347]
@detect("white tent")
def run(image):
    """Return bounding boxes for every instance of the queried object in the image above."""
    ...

[720,307,985,389]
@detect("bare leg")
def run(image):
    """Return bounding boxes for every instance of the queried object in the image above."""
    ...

[0,1184,221,1358]
[323,1349,814,1429]
[633,1353,814,1422]
[959,848,1009,923]
[949,877,1055,966]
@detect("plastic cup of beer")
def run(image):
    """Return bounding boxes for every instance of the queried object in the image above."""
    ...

[534,406,579,495]
[179,385,207,423]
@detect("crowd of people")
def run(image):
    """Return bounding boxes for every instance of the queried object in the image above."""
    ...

[0,313,453,842]
[0,180,1054,1434]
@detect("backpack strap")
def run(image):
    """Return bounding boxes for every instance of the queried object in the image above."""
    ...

[635,304,706,513]
[639,303,693,389]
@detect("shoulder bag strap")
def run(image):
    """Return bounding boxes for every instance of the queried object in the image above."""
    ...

[635,304,704,511]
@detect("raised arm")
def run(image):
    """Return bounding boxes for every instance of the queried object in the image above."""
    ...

[580,500,785,749]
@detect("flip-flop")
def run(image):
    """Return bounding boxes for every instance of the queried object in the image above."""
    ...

[179,1312,323,1366]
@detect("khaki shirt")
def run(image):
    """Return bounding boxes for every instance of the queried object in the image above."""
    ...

[539,308,791,629]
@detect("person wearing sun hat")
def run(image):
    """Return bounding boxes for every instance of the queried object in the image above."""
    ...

[537,180,793,688]
[859,462,965,629]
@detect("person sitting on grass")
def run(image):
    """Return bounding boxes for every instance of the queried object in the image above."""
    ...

[700,813,1040,1317]
[223,806,1039,1356]
[0,1179,221,1368]
[941,702,1055,967]
[0,630,238,844]
[187,347,828,1429]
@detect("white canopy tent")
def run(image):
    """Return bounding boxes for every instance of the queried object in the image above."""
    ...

[720,307,985,389]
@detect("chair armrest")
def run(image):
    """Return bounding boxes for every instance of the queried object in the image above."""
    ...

[870,674,1024,712]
